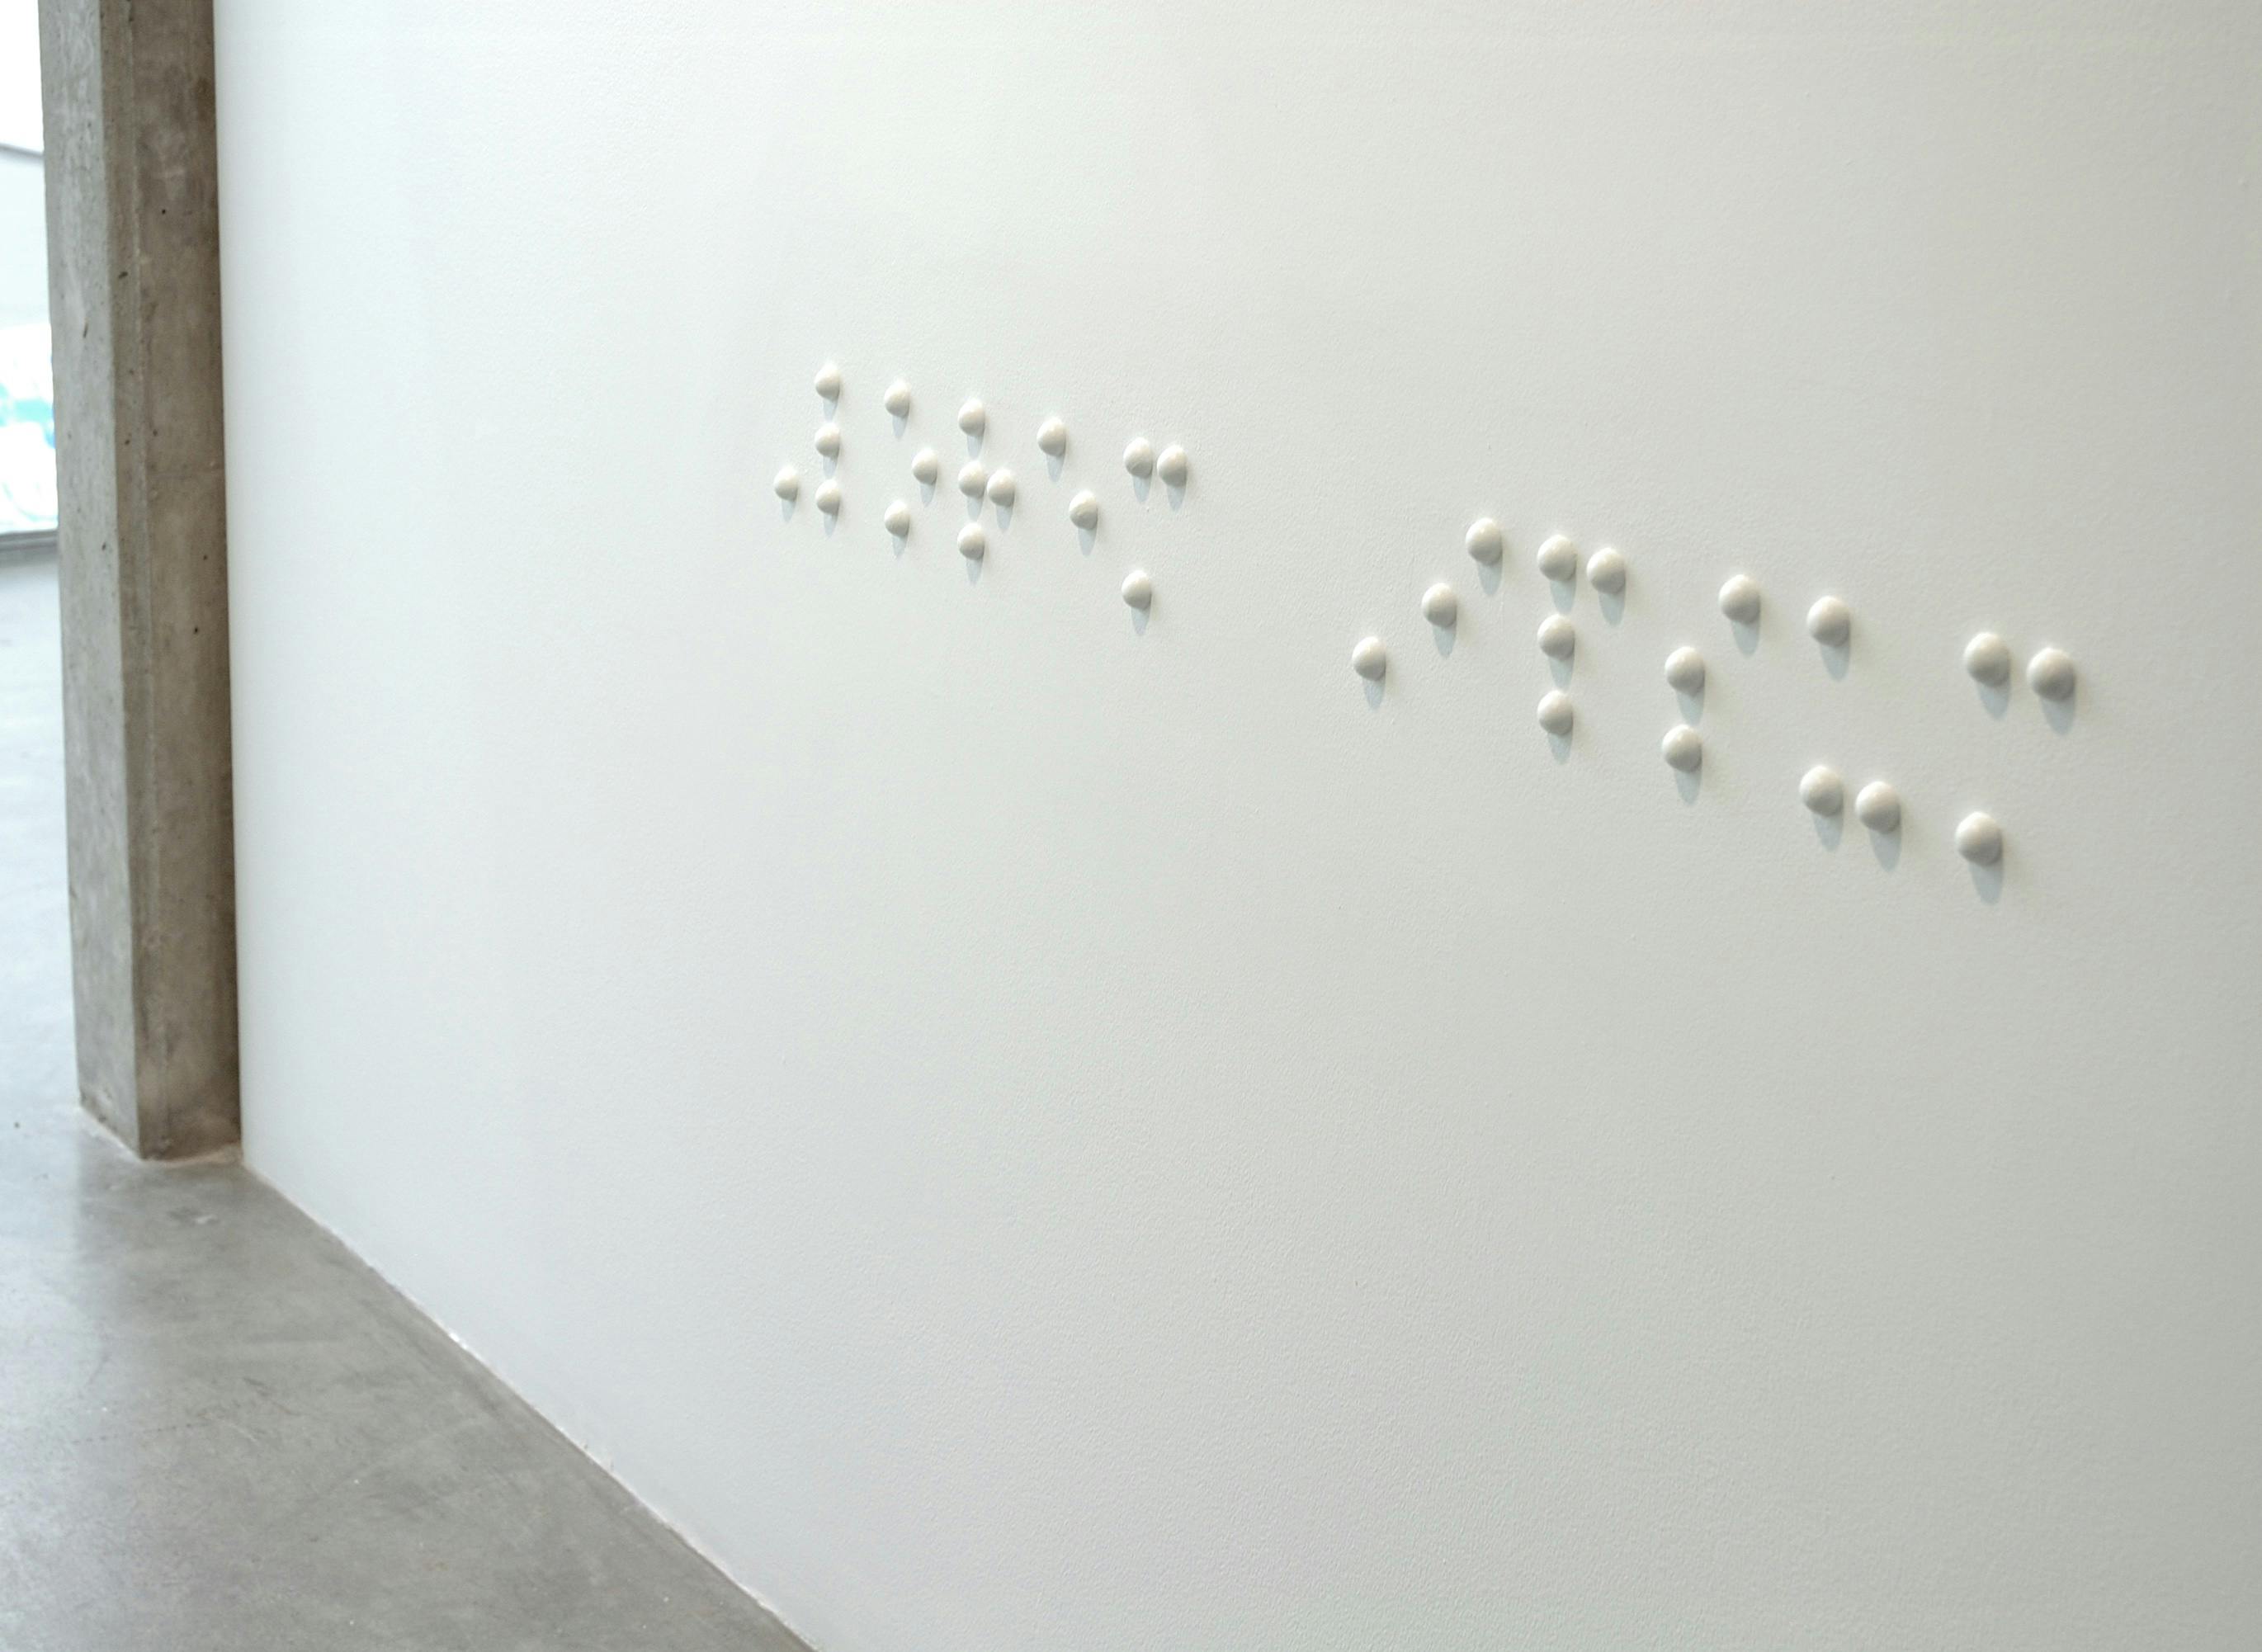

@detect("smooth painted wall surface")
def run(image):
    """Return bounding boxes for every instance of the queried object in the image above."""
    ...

[216,4,2262,1648]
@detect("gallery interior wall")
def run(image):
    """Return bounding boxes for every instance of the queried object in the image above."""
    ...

[213,3,2262,1649]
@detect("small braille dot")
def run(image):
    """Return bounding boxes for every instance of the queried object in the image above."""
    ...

[957,522,986,559]
[1069,490,1099,531]
[1124,438,1156,479]
[911,448,940,485]
[1806,595,1851,646]
[1465,517,1504,565]
[1156,443,1189,486]
[1587,546,1627,595]
[1963,631,2012,685]
[813,361,842,400]
[2027,646,2077,701]
[957,399,986,436]
[1351,637,1387,682]
[1798,765,1844,814]
[1421,583,1458,627]
[1037,418,1069,457]
[957,460,988,498]
[1664,646,1706,695]
[815,479,842,516]
[883,500,911,538]
[883,379,911,418]
[985,468,1017,507]
[772,465,800,502]
[1537,614,1576,660]
[1955,811,2004,865]
[1661,725,1703,772]
[1537,690,1574,736]
[814,422,841,458]
[1854,781,1901,833]
[1122,570,1153,611]
[1537,534,1578,583]
[1719,575,1762,625]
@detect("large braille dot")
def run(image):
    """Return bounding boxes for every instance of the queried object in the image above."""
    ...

[1661,725,1703,772]
[1806,595,1851,646]
[1963,631,2012,684]
[1854,781,1901,833]
[1798,765,1843,814]
[2027,647,2077,701]
[1719,574,1762,625]
[1955,811,2003,864]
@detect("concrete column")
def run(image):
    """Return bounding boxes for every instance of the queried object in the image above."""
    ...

[40,0,236,1158]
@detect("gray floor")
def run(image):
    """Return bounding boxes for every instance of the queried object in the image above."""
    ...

[0,551,809,1651]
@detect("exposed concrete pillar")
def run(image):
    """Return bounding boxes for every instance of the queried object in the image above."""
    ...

[40,0,236,1158]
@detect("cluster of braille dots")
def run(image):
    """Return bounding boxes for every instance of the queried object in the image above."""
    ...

[1351,523,2083,868]
[771,361,1186,614]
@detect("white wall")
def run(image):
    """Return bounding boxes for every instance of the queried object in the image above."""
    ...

[215,3,2262,1648]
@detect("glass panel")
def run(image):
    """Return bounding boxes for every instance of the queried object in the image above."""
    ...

[1,0,54,536]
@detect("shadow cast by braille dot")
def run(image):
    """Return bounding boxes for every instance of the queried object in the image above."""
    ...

[1547,732,1570,765]
[1476,564,1501,597]
[1549,657,1572,688]
[1868,828,1901,871]
[2042,695,2077,734]
[1432,625,1455,658]
[1820,641,1849,680]
[1677,687,1704,725]
[1731,620,1759,657]
[1076,526,1095,556]
[964,431,983,457]
[1549,582,1575,615]
[1131,475,1151,504]
[995,504,1013,531]
[963,495,983,521]
[822,455,838,477]
[1599,591,1624,626]
[1131,610,1149,636]
[890,414,907,438]
[1165,483,1185,511]
[1811,813,1842,852]
[778,500,795,523]
[1976,682,2009,720]
[1363,680,1384,710]
[822,514,838,539]
[1046,455,1065,482]
[963,557,983,586]
[1675,769,1702,805]
[1969,861,2002,904]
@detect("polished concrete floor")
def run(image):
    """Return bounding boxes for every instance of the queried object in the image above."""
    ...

[0,552,807,1651]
